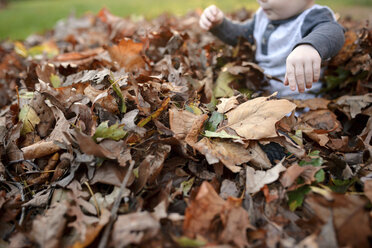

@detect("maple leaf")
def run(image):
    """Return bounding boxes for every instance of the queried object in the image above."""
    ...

[107,39,147,72]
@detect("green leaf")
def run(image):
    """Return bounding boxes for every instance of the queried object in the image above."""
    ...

[181,177,194,196]
[315,169,325,183]
[213,68,237,98]
[288,185,311,211]
[112,82,127,113]
[19,90,34,99]
[28,43,59,59]
[50,74,62,88]
[204,130,241,140]
[329,178,356,193]
[288,130,303,146]
[324,67,350,91]
[174,236,206,248]
[93,121,127,142]
[19,105,40,135]
[205,95,218,112]
[205,111,224,132]
[299,151,323,167]
[308,150,320,158]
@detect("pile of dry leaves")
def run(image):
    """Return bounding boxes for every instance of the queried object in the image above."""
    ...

[0,7,371,248]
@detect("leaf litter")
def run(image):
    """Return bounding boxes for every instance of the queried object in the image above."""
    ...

[0,7,371,248]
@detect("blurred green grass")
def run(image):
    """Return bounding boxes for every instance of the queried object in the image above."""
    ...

[0,0,371,40]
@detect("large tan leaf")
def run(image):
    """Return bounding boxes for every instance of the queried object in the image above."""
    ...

[224,94,296,140]
[193,137,252,173]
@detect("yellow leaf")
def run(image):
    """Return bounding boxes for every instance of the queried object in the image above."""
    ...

[19,105,40,135]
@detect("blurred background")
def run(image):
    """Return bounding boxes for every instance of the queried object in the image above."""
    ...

[0,0,372,40]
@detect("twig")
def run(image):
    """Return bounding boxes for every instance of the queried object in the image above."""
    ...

[98,160,135,248]
[84,181,100,217]
[17,182,26,226]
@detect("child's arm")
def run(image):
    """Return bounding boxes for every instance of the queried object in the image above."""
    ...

[200,5,255,46]
[284,8,345,93]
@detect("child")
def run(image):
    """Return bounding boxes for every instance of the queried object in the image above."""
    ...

[199,0,345,99]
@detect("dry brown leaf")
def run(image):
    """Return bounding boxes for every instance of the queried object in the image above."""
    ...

[306,193,372,247]
[185,114,208,147]
[217,96,239,113]
[247,141,272,169]
[298,123,330,147]
[183,181,225,238]
[30,201,68,248]
[218,197,254,248]
[300,109,342,133]
[90,161,134,186]
[280,163,322,190]
[111,212,160,248]
[47,105,72,144]
[193,137,252,172]
[224,94,296,139]
[293,98,330,110]
[72,129,120,159]
[131,155,152,194]
[54,47,105,62]
[363,180,372,203]
[147,143,171,184]
[121,109,146,136]
[71,208,110,248]
[246,160,286,194]
[107,39,147,72]
[334,93,372,119]
[84,84,119,113]
[183,181,252,247]
[169,107,199,140]
[330,30,358,65]
[30,92,55,138]
[21,140,61,160]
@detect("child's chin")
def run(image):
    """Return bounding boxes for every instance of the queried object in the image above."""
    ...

[265,13,281,21]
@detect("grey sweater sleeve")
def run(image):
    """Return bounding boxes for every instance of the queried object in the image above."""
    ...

[296,8,345,60]
[210,16,255,46]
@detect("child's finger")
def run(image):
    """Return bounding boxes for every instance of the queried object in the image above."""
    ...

[284,74,289,86]
[286,64,296,91]
[313,61,321,82]
[210,5,218,15]
[304,62,313,89]
[205,10,216,23]
[199,17,211,30]
[295,65,305,93]
[199,15,211,30]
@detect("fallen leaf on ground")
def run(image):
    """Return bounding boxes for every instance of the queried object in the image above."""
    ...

[223,94,296,139]
[111,211,160,248]
[246,160,286,194]
[193,137,252,172]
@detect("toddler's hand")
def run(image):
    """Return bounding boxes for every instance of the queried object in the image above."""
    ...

[284,45,321,93]
[199,5,224,31]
